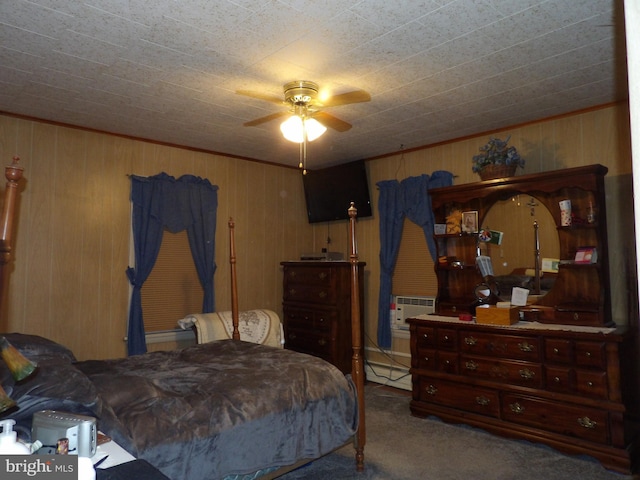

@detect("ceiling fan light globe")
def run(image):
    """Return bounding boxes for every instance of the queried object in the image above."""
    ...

[304,118,327,141]
[280,115,304,143]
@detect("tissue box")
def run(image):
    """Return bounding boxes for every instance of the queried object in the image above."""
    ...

[476,306,519,325]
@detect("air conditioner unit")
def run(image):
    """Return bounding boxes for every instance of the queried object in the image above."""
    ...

[392,296,436,331]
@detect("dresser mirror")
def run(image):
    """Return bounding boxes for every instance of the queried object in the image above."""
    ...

[430,164,610,327]
[481,194,560,299]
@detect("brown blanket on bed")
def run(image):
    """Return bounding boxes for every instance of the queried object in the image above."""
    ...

[75,340,358,480]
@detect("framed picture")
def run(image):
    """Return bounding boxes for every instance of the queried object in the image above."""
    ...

[462,211,478,233]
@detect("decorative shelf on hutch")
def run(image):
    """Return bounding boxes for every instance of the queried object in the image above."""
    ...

[408,165,638,474]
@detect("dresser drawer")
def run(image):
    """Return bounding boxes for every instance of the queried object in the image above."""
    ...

[417,377,500,418]
[283,308,333,331]
[415,326,435,349]
[502,394,609,444]
[460,332,540,361]
[461,356,542,388]
[575,370,608,399]
[436,328,457,350]
[575,341,606,369]
[285,328,331,359]
[283,283,337,304]
[284,266,333,286]
[415,348,436,370]
[545,338,573,364]
[436,351,458,374]
[545,365,573,394]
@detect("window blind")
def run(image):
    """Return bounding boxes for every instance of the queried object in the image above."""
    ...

[392,219,438,297]
[141,229,203,332]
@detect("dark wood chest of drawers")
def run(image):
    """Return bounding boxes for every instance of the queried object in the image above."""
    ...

[281,261,365,374]
[408,316,637,474]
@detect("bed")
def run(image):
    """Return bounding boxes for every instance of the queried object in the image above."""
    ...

[0,158,366,480]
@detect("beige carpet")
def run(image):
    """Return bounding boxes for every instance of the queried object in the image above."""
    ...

[279,384,633,480]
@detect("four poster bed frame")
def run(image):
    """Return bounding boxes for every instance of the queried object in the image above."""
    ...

[0,157,366,479]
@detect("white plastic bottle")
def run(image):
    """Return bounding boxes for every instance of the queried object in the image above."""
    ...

[0,419,30,454]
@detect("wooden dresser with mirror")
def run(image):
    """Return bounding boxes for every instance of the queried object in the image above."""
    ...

[408,165,638,473]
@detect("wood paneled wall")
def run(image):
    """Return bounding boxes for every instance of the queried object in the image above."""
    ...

[0,103,634,363]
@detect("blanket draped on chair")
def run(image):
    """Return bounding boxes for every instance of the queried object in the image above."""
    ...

[179,309,283,348]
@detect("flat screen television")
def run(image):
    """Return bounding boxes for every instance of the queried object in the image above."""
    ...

[302,159,373,223]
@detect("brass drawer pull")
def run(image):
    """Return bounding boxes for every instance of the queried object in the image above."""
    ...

[509,402,524,414]
[426,385,438,396]
[423,333,429,339]
[553,347,559,354]
[578,417,597,429]
[464,336,477,346]
[518,341,534,352]
[318,338,326,346]
[443,335,450,341]
[288,288,297,296]
[318,291,327,298]
[519,368,535,380]
[475,396,490,406]
[318,272,327,280]
[585,351,592,357]
[465,360,478,371]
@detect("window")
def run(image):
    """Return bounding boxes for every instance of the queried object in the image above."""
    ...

[392,218,437,296]
[141,229,203,332]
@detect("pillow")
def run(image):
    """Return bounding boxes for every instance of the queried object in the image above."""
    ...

[0,334,102,436]
[1,333,77,363]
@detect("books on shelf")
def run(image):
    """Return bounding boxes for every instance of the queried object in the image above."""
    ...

[574,246,597,264]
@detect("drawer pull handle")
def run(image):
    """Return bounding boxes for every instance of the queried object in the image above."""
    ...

[452,306,457,312]
[518,342,534,352]
[554,376,561,383]
[519,368,535,380]
[424,356,429,362]
[426,385,438,396]
[475,396,490,406]
[573,312,579,321]
[509,402,524,414]
[553,348,559,354]
[318,338,326,346]
[443,335,449,341]
[464,336,477,346]
[423,333,429,339]
[578,417,597,429]
[318,291,327,298]
[318,272,327,280]
[585,351,592,357]
[289,289,297,296]
[465,360,478,371]
[289,271,297,278]
[587,381,594,387]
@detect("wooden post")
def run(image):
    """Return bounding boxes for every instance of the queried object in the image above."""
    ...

[228,217,240,340]
[0,157,24,319]
[348,202,366,471]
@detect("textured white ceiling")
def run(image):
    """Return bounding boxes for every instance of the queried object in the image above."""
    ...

[0,0,628,169]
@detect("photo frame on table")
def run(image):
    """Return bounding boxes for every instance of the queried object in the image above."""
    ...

[462,211,478,233]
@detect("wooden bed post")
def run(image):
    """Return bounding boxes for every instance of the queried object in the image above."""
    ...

[0,157,24,321]
[228,217,240,340]
[348,202,366,471]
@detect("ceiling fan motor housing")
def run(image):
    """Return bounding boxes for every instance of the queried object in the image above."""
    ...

[283,81,319,105]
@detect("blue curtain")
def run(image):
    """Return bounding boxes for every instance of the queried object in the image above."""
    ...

[376,171,453,348]
[126,173,219,356]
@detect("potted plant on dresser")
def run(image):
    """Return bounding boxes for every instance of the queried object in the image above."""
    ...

[472,135,525,180]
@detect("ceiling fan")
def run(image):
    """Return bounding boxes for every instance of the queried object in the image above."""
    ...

[236,80,371,134]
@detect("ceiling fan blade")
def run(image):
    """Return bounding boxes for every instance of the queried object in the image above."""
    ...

[236,89,285,105]
[313,111,352,132]
[319,89,371,107]
[243,111,289,127]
